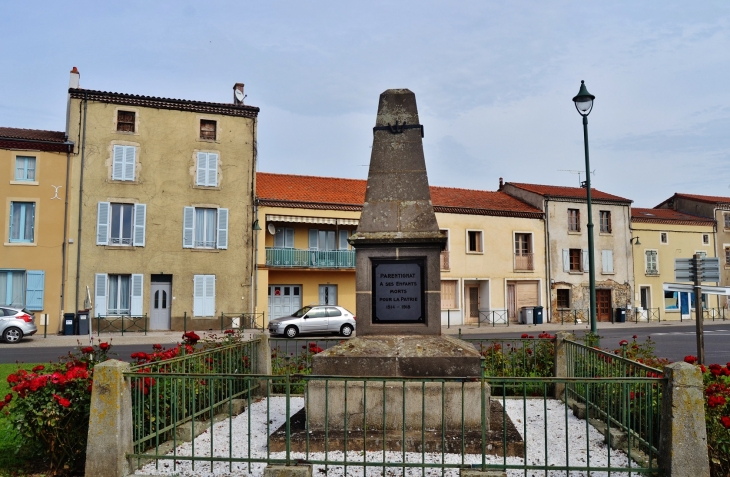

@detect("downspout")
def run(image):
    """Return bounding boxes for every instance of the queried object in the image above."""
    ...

[74,94,88,314]
[544,199,551,322]
[251,118,258,317]
[59,140,74,331]
[712,207,721,309]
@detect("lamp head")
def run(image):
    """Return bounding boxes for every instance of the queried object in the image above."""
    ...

[252,220,262,231]
[572,80,595,116]
[631,237,641,246]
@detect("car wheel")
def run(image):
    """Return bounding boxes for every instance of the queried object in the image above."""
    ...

[284,326,298,339]
[3,327,23,344]
[340,324,353,337]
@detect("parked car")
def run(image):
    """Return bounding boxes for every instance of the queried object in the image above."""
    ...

[0,307,37,343]
[268,305,355,338]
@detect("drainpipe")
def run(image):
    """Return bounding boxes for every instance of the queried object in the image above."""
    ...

[59,140,74,331]
[74,94,88,314]
[251,118,258,317]
[544,198,552,322]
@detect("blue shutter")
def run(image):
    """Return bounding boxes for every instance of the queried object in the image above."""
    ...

[196,153,207,186]
[25,270,44,311]
[112,146,124,180]
[208,153,218,186]
[130,274,143,316]
[124,146,136,181]
[97,202,110,245]
[193,275,204,316]
[602,250,614,273]
[183,207,195,248]
[133,204,146,246]
[216,208,228,249]
[205,275,216,316]
[94,274,107,317]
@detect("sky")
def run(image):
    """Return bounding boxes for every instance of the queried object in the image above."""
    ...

[2,1,730,207]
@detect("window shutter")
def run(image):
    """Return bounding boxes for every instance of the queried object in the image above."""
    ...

[97,202,110,245]
[94,274,107,317]
[208,153,218,186]
[285,228,294,248]
[183,207,195,248]
[309,229,319,250]
[123,146,136,181]
[602,250,614,273]
[205,275,216,316]
[130,274,143,315]
[216,208,228,249]
[133,204,146,247]
[193,275,204,316]
[562,249,569,272]
[583,249,589,272]
[196,153,207,186]
[112,146,124,180]
[25,270,45,311]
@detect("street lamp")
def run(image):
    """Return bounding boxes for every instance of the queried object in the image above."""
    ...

[573,80,597,334]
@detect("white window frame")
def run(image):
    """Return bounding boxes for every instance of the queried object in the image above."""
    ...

[338,230,350,250]
[274,227,294,248]
[645,249,658,275]
[14,156,36,182]
[94,273,143,316]
[182,206,228,250]
[195,152,219,187]
[567,208,580,232]
[660,232,668,244]
[702,234,710,245]
[8,201,36,243]
[96,202,146,247]
[466,229,483,254]
[601,249,614,274]
[112,145,136,181]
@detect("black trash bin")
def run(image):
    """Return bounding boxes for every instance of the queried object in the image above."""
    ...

[533,306,544,325]
[63,313,76,335]
[77,310,90,335]
[615,308,626,323]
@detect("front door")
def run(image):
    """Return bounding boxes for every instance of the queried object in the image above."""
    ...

[149,282,171,330]
[680,292,690,318]
[507,284,516,321]
[268,285,302,318]
[467,287,479,323]
[596,289,611,322]
[319,285,337,305]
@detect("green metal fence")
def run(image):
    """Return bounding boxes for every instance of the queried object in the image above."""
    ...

[265,247,356,268]
[95,313,148,335]
[219,312,266,331]
[632,308,661,323]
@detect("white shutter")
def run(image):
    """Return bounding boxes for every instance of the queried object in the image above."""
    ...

[130,274,143,316]
[583,249,590,273]
[112,146,124,180]
[207,153,218,186]
[602,250,614,273]
[309,229,319,250]
[133,204,146,247]
[193,275,204,316]
[94,274,107,317]
[562,249,569,272]
[196,153,207,186]
[97,202,110,245]
[183,207,195,248]
[205,275,216,316]
[285,228,294,248]
[216,208,228,249]
[123,146,136,181]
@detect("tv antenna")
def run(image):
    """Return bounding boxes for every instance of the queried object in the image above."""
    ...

[559,169,595,187]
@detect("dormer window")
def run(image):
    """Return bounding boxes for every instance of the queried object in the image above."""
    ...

[117,111,135,133]
[200,120,217,140]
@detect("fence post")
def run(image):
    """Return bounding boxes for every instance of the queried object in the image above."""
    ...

[85,360,133,477]
[553,332,574,400]
[658,362,710,476]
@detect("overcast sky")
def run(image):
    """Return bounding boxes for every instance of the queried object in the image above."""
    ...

[2,2,729,207]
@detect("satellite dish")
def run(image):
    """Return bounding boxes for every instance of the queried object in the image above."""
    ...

[235,89,245,102]
[267,223,276,235]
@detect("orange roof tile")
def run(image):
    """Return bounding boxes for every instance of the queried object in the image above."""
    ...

[0,127,71,153]
[673,193,730,205]
[631,208,715,226]
[507,182,631,203]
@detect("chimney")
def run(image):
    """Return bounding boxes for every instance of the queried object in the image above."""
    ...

[498,177,504,191]
[233,83,245,105]
[69,67,80,90]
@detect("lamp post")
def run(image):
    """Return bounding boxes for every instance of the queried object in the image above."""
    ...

[573,80,597,334]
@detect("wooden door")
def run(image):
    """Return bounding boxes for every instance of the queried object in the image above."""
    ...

[596,289,611,322]
[507,284,516,321]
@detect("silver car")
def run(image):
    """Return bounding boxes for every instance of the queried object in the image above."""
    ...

[0,307,38,343]
[268,305,355,339]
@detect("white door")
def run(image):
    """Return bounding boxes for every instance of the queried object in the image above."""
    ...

[319,285,337,305]
[149,282,171,330]
[268,285,302,318]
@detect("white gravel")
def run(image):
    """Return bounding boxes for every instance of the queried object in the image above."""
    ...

[136,397,641,477]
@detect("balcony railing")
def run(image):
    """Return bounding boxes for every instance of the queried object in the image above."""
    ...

[514,252,534,271]
[265,247,356,268]
[440,251,449,270]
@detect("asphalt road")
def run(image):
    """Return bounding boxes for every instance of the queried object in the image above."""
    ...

[1,322,728,365]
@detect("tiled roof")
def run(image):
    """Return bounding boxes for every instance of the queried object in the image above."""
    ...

[506,182,632,203]
[0,127,71,152]
[256,172,544,218]
[631,208,715,226]
[69,88,259,118]
[673,193,730,205]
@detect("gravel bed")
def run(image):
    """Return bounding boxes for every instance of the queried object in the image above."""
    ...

[136,397,640,476]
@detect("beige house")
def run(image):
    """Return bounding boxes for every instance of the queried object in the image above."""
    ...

[0,127,74,333]
[631,208,717,321]
[503,182,633,323]
[65,69,259,331]
[255,173,546,326]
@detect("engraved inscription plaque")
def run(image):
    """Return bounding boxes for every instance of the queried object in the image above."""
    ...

[372,259,425,323]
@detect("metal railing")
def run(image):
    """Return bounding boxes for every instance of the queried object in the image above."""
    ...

[632,308,661,323]
[466,337,555,380]
[513,252,534,271]
[440,251,449,270]
[477,309,510,327]
[554,309,589,324]
[703,307,727,321]
[95,313,147,335]
[219,312,265,331]
[265,247,356,268]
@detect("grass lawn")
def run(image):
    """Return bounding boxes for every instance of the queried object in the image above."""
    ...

[0,363,41,476]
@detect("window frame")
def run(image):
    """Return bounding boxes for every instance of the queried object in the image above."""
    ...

[725,245,730,267]
[556,289,570,309]
[116,110,136,133]
[200,119,217,141]
[466,230,483,254]
[195,152,219,187]
[567,209,581,232]
[702,234,710,245]
[274,227,294,248]
[725,213,730,230]
[193,274,216,317]
[660,232,668,244]
[107,274,132,315]
[440,279,459,310]
[599,210,612,233]
[109,203,134,246]
[569,248,582,272]
[182,206,228,250]
[645,249,659,275]
[8,201,36,243]
[111,145,136,182]
[14,156,36,182]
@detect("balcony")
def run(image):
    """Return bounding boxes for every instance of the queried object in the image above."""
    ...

[265,247,356,269]
[514,252,534,271]
[440,251,449,270]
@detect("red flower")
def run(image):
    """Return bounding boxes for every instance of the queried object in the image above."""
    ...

[152,344,162,350]
[223,329,235,335]
[4,394,11,403]
[52,394,71,408]
[521,334,528,339]
[81,346,94,353]
[50,372,66,385]
[683,355,698,364]
[701,365,707,373]
[99,342,110,351]
[6,374,18,384]
[721,416,730,429]
[632,335,638,339]
[708,395,727,408]
[32,365,45,372]
[619,340,628,346]
[630,391,635,400]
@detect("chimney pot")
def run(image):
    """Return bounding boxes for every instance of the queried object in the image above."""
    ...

[233,83,245,105]
[499,177,504,190]
[69,67,80,89]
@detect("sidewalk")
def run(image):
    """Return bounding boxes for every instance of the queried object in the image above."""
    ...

[9,329,264,348]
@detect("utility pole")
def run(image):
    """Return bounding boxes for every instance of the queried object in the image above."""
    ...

[693,253,705,364]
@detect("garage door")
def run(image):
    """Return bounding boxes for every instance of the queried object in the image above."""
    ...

[515,281,539,309]
[268,285,302,319]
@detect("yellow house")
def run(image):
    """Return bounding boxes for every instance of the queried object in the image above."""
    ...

[65,69,259,331]
[255,173,547,326]
[0,127,73,334]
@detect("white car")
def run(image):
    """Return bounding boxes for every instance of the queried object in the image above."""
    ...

[268,305,356,338]
[0,307,38,343]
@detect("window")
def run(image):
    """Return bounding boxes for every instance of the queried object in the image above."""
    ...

[15,156,36,181]
[467,230,483,253]
[193,275,215,317]
[568,209,580,232]
[339,230,350,250]
[116,111,135,133]
[514,233,533,270]
[599,211,611,233]
[664,291,678,309]
[725,213,730,229]
[200,120,217,140]
[94,273,143,316]
[182,207,228,249]
[0,270,44,310]
[112,145,136,181]
[601,250,614,273]
[702,234,710,245]
[9,202,35,243]
[569,249,582,272]
[441,280,458,309]
[557,289,570,308]
[660,232,668,244]
[96,202,146,246]
[309,229,335,250]
[646,250,658,275]
[725,246,730,266]
[274,227,294,248]
[195,152,218,187]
